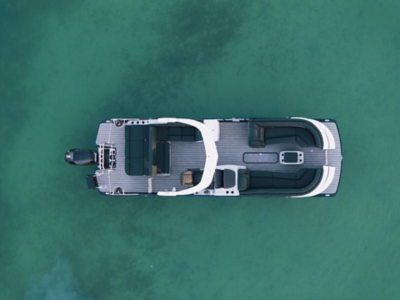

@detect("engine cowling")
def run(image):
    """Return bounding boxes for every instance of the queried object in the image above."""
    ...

[65,149,97,166]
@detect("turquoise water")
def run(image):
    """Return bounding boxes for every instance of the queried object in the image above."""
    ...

[1,1,400,299]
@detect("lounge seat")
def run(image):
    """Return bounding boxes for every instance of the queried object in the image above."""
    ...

[264,128,316,147]
[241,167,323,196]
[125,126,154,176]
[248,119,322,148]
[156,125,202,142]
[249,168,317,189]
[156,141,170,174]
[125,126,170,176]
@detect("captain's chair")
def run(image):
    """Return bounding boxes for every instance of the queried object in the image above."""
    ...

[181,170,194,187]
[180,169,206,187]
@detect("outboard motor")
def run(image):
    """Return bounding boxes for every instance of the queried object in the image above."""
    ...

[65,149,98,166]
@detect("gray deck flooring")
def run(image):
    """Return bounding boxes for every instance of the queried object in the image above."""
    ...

[95,120,342,195]
[323,122,343,194]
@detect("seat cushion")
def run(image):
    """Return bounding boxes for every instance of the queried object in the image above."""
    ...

[125,125,149,140]
[273,172,297,189]
[156,142,170,174]
[125,157,144,176]
[163,142,170,174]
[296,169,316,188]
[153,125,200,142]
[248,122,265,148]
[251,170,273,178]
[265,136,296,145]
[182,127,195,136]
[264,127,295,139]
[238,169,250,191]
[156,127,168,141]
[169,135,181,141]
[273,172,297,180]
[182,135,195,141]
[127,141,144,158]
[168,127,181,136]
[194,129,203,141]
[296,168,307,179]
[251,119,323,148]
[296,128,316,147]
[250,171,273,188]
[295,136,308,147]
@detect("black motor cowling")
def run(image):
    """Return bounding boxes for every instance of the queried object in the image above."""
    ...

[65,149,97,166]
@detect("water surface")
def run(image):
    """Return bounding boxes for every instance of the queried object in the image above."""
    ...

[1,1,400,299]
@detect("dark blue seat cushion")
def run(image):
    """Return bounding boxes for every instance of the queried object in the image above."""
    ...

[248,169,316,190]
[126,141,144,158]
[156,142,170,174]
[125,158,144,176]
[273,172,297,188]
[157,127,169,141]
[125,125,152,176]
[248,120,320,148]
[125,125,149,141]
[168,127,181,136]
[153,125,201,142]
[182,127,195,136]
[296,128,316,147]
[250,171,273,188]
[296,168,316,188]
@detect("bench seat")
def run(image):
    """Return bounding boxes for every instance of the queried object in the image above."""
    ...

[241,167,323,196]
[156,125,202,142]
[248,119,322,148]
[156,141,170,174]
[125,125,171,176]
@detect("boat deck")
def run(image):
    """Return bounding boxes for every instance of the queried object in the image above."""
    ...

[95,120,342,196]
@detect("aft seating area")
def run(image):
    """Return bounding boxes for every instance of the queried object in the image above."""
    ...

[248,119,323,148]
[125,125,156,176]
[125,125,170,176]
[124,124,202,176]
